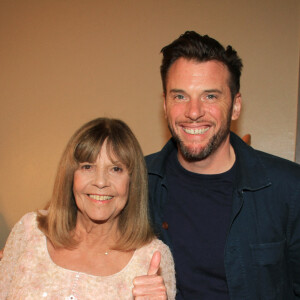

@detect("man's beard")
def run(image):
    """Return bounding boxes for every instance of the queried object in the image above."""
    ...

[168,110,232,162]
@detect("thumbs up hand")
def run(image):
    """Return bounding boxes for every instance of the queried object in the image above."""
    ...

[147,250,161,275]
[132,251,168,299]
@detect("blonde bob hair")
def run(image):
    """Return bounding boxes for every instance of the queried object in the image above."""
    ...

[38,118,154,250]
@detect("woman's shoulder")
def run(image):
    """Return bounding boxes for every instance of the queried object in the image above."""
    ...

[2,212,44,256]
[137,238,173,260]
[19,211,36,222]
[12,212,35,230]
[16,210,47,233]
[19,211,37,225]
[146,238,170,251]
[131,238,173,275]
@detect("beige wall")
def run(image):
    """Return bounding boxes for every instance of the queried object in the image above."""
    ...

[0,0,299,248]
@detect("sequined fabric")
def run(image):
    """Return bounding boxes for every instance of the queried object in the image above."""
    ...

[0,212,176,299]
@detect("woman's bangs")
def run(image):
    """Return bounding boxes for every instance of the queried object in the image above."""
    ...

[74,137,104,163]
[107,138,134,174]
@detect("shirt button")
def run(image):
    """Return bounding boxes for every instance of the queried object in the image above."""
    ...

[162,222,169,229]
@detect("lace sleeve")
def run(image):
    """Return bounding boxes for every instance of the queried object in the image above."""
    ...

[158,242,176,300]
[0,215,28,298]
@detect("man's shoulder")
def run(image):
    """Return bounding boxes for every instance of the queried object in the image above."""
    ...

[231,132,300,178]
[231,132,300,189]
[145,151,160,163]
[254,148,300,177]
[145,150,163,167]
[145,139,177,171]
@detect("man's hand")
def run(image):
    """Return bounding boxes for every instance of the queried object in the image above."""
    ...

[132,251,168,299]
[0,248,3,260]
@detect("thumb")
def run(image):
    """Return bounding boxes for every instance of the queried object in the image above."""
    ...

[147,250,161,275]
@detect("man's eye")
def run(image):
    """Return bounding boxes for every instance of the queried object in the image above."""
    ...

[207,94,216,100]
[174,94,185,100]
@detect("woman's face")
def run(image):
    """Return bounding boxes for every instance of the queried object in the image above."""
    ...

[73,140,130,226]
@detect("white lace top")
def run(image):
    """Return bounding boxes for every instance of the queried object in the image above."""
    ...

[0,212,176,299]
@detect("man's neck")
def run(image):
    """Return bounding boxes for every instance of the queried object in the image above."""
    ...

[177,138,236,175]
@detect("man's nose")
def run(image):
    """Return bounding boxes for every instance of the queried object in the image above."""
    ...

[184,99,205,120]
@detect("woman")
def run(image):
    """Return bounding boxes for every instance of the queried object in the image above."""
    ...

[0,118,176,299]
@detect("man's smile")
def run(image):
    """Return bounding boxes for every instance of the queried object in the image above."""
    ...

[182,127,210,135]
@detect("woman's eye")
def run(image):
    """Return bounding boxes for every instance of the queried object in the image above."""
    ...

[112,166,122,172]
[80,164,93,170]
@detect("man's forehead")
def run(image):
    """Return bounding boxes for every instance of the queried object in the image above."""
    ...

[166,58,230,91]
[168,58,228,74]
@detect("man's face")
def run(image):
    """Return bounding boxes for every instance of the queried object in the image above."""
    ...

[164,58,241,162]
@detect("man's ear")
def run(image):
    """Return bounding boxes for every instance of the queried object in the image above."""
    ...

[163,93,167,118]
[231,93,242,121]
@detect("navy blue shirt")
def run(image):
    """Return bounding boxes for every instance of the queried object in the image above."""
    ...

[164,150,235,299]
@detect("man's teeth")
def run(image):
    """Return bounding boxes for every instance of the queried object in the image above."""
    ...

[183,127,209,134]
[89,195,113,201]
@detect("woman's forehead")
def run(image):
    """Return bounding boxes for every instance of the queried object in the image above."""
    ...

[95,143,126,164]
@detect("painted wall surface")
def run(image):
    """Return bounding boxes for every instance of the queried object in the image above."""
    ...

[297,57,300,164]
[296,4,300,164]
[0,0,299,248]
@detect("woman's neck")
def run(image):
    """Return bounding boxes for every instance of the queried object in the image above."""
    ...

[73,216,119,252]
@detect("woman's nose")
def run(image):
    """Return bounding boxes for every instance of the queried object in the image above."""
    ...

[92,169,109,188]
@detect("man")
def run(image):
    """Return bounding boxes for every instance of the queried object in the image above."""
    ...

[144,31,300,299]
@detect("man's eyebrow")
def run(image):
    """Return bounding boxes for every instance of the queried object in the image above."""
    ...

[204,89,222,93]
[168,88,223,94]
[169,89,186,93]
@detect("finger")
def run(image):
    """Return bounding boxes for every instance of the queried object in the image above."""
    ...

[132,280,167,298]
[134,295,167,300]
[147,251,161,275]
[133,274,164,285]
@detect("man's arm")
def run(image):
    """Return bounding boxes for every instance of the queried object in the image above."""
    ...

[290,185,300,297]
